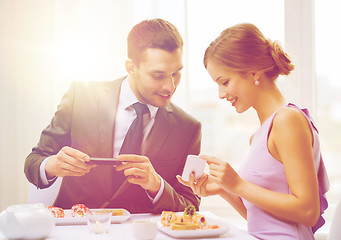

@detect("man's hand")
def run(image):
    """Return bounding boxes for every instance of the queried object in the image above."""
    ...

[115,154,161,197]
[45,146,95,179]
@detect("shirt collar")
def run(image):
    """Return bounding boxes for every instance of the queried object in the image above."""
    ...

[120,77,158,119]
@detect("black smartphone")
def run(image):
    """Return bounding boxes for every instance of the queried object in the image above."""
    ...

[89,157,125,165]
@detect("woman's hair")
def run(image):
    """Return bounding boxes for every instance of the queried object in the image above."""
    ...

[203,23,294,80]
[127,18,183,66]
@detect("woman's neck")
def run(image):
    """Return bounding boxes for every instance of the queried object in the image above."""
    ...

[254,83,286,125]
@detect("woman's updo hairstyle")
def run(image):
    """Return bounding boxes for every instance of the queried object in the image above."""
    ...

[204,23,294,80]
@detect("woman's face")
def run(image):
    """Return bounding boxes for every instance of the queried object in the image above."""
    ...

[206,61,257,114]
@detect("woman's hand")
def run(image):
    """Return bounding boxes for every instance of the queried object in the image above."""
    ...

[177,172,222,197]
[178,155,247,220]
[201,154,244,195]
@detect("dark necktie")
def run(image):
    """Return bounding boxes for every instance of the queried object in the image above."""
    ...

[103,103,149,208]
[119,102,149,155]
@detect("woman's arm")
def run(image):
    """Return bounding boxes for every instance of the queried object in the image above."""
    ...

[218,190,247,220]
[265,107,320,226]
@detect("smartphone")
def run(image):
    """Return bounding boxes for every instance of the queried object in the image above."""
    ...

[181,155,207,181]
[89,157,125,165]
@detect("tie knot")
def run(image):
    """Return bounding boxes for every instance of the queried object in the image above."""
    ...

[133,102,149,117]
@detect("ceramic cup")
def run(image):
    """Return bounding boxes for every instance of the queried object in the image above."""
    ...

[0,203,55,239]
[87,210,111,234]
[132,220,157,240]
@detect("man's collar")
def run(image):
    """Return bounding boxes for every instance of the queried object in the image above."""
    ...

[120,77,158,118]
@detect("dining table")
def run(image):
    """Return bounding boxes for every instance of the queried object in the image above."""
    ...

[0,211,257,240]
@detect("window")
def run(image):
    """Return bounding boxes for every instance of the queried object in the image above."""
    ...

[184,0,284,226]
[186,0,284,167]
[315,0,341,209]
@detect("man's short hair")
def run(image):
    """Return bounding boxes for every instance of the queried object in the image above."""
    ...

[127,18,183,66]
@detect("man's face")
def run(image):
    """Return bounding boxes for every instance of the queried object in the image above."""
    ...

[128,48,183,108]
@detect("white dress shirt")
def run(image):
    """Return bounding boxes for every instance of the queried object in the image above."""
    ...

[40,77,165,204]
[113,77,158,157]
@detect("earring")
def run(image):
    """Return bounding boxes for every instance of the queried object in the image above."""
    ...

[254,80,260,86]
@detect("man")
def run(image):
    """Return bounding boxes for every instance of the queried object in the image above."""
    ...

[24,18,201,213]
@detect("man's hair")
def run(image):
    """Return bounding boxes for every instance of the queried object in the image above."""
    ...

[127,18,183,66]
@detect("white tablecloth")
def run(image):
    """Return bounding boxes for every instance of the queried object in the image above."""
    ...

[0,211,257,240]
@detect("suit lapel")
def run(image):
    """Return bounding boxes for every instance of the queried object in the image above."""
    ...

[97,77,130,207]
[144,106,173,160]
[98,78,125,157]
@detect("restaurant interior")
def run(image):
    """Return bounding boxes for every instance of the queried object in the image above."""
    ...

[1,0,340,239]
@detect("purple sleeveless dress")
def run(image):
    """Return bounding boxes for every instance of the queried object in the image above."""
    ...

[239,103,329,240]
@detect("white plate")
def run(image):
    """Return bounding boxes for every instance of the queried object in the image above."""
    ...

[55,209,131,225]
[157,216,230,239]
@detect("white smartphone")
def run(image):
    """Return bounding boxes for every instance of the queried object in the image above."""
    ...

[181,155,207,181]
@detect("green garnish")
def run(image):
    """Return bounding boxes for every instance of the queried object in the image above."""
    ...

[184,204,196,216]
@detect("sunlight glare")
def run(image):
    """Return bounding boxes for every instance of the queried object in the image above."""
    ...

[54,38,95,77]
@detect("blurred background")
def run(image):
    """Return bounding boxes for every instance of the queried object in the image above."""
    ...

[1,0,340,237]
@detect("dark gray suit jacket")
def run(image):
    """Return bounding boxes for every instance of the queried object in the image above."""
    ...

[25,77,202,213]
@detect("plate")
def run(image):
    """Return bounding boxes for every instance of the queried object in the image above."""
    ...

[157,216,230,239]
[55,209,131,225]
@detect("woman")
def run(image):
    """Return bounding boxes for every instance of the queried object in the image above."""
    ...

[177,23,329,239]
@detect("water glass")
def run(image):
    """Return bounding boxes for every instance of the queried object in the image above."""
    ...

[87,210,111,234]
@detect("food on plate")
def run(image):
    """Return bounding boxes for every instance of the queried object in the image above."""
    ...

[177,214,191,223]
[202,224,220,229]
[161,205,206,230]
[161,211,178,226]
[183,204,206,226]
[71,204,91,217]
[108,208,125,216]
[97,208,125,216]
[192,214,206,227]
[47,204,127,220]
[184,204,196,217]
[161,204,217,230]
[47,206,65,218]
[170,222,200,230]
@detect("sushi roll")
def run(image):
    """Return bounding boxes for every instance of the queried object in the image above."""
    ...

[71,204,90,217]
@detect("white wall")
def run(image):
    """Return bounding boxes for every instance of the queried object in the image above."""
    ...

[0,0,56,210]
